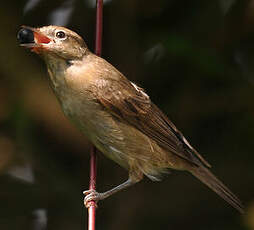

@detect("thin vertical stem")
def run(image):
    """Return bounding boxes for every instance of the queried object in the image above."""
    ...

[95,0,103,56]
[88,146,97,230]
[87,0,103,230]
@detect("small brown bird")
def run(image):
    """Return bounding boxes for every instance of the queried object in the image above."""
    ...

[17,25,243,213]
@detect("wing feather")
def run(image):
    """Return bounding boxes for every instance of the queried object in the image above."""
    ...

[94,76,210,168]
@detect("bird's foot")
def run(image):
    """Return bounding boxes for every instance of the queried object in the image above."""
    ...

[83,189,104,208]
[83,179,136,208]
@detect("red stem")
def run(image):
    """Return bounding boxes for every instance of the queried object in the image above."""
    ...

[88,146,97,230]
[95,0,103,56]
[87,0,103,230]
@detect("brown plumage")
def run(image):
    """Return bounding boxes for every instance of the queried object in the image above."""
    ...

[17,25,244,213]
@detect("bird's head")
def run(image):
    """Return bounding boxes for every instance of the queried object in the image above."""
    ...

[17,25,88,60]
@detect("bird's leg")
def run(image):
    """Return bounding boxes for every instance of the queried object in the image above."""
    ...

[83,170,143,208]
[84,178,135,208]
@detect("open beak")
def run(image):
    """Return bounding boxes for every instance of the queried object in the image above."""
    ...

[17,26,51,53]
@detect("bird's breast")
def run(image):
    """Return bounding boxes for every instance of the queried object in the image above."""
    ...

[58,88,129,168]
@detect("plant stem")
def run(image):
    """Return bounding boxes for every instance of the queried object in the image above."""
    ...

[88,145,97,230]
[87,0,103,230]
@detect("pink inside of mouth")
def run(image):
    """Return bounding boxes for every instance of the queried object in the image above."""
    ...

[31,31,51,54]
[33,31,51,44]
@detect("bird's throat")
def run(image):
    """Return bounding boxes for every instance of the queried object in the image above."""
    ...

[44,55,70,94]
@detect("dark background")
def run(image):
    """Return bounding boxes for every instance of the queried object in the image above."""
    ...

[0,0,254,229]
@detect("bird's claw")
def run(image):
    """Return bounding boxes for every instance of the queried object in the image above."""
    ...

[83,189,102,208]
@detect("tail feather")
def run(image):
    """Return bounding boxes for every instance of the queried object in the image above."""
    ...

[190,166,244,213]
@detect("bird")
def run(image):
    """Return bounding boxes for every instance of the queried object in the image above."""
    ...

[17,25,244,213]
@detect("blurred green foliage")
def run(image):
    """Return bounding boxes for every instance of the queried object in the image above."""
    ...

[0,0,253,230]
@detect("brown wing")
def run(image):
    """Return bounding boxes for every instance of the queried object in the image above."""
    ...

[94,76,211,168]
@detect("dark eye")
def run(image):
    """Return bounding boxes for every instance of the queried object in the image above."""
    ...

[56,31,66,39]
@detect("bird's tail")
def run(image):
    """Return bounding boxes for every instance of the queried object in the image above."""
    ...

[190,165,244,213]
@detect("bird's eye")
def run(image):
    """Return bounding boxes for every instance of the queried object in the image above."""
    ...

[56,31,66,39]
